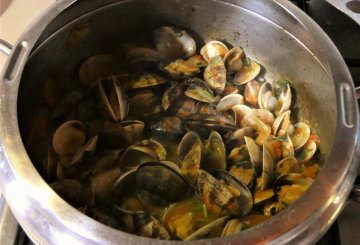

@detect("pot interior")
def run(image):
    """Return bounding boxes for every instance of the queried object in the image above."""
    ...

[16,0,336,240]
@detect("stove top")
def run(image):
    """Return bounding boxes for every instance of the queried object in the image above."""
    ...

[0,0,359,244]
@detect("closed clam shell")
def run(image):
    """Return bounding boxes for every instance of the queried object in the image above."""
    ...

[136,162,190,206]
[53,120,86,156]
[234,60,261,85]
[79,54,120,87]
[154,26,196,60]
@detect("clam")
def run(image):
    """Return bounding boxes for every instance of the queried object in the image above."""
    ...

[252,109,275,126]
[258,81,278,112]
[165,54,207,79]
[193,102,217,115]
[113,169,137,201]
[184,78,218,103]
[245,80,260,106]
[275,157,300,177]
[162,83,183,111]
[253,189,275,205]
[223,47,246,73]
[257,138,275,191]
[120,120,145,144]
[224,127,254,149]
[221,219,245,237]
[274,173,314,211]
[98,75,128,122]
[213,170,253,216]
[185,113,236,136]
[178,131,203,183]
[228,145,250,164]
[185,216,229,241]
[125,47,165,71]
[148,117,184,142]
[91,167,122,201]
[263,202,279,216]
[136,162,190,206]
[241,113,271,146]
[202,131,227,173]
[79,54,120,87]
[168,96,196,119]
[222,82,239,96]
[95,120,132,149]
[129,89,161,118]
[119,142,162,171]
[272,110,294,136]
[154,26,196,61]
[216,94,245,112]
[129,73,166,89]
[53,120,86,156]
[203,56,227,95]
[234,60,261,85]
[275,83,292,116]
[70,135,98,166]
[133,212,171,240]
[162,197,219,240]
[244,136,263,176]
[232,104,252,126]
[200,40,229,62]
[296,139,317,163]
[229,161,256,188]
[195,170,239,216]
[290,122,311,150]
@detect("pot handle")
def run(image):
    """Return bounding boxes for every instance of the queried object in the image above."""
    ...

[0,39,12,56]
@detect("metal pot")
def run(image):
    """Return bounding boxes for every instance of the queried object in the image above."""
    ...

[0,0,359,244]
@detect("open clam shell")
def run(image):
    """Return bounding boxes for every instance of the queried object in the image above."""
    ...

[185,216,229,241]
[213,170,254,216]
[202,131,227,173]
[290,122,311,150]
[162,197,219,240]
[223,47,246,73]
[244,136,263,176]
[178,131,203,183]
[234,60,261,85]
[195,170,240,216]
[98,76,128,122]
[221,219,246,237]
[216,94,245,112]
[229,161,256,188]
[245,80,260,106]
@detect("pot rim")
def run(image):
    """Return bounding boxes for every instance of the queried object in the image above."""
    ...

[0,0,358,244]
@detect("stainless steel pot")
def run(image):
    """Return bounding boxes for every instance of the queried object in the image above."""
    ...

[0,0,359,244]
